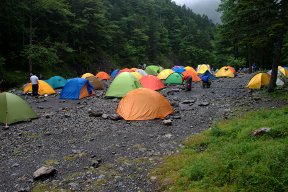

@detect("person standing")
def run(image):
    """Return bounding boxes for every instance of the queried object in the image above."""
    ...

[182,75,192,91]
[30,73,39,96]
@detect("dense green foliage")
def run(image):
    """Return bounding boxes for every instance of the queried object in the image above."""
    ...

[215,0,288,91]
[0,0,215,88]
[154,105,288,191]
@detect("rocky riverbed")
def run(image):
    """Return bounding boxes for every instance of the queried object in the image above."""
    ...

[0,73,287,192]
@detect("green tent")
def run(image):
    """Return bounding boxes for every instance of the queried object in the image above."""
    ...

[145,65,161,75]
[105,72,142,98]
[165,73,183,85]
[0,92,37,125]
[45,76,67,89]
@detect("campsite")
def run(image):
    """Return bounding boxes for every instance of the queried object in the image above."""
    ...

[1,0,288,191]
[0,70,287,191]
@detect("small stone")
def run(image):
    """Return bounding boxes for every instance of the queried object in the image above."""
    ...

[111,151,116,155]
[37,106,44,109]
[163,133,173,139]
[102,114,109,119]
[198,102,210,106]
[163,119,172,126]
[150,176,157,181]
[91,159,102,168]
[88,109,103,117]
[3,125,9,130]
[173,115,181,119]
[33,166,57,180]
[12,163,20,167]
[109,114,121,121]
[64,114,71,118]
[182,99,196,104]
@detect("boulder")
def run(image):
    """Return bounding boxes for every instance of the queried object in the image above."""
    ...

[252,127,271,136]
[33,166,57,180]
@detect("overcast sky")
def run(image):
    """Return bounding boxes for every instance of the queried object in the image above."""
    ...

[173,0,221,23]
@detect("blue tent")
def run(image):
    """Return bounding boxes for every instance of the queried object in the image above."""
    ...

[199,70,216,80]
[111,69,120,79]
[45,76,67,89]
[60,78,94,100]
[172,66,185,73]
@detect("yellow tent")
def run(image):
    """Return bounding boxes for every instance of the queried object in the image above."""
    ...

[278,66,288,77]
[157,69,174,80]
[131,72,143,80]
[184,66,197,73]
[215,66,235,78]
[117,88,173,120]
[197,64,211,74]
[81,73,94,79]
[23,80,55,95]
[246,73,270,89]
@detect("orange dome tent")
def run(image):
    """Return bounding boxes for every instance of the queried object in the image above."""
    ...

[182,70,201,82]
[117,88,173,120]
[184,66,197,73]
[96,71,110,80]
[140,75,165,90]
[23,80,55,95]
[226,66,236,74]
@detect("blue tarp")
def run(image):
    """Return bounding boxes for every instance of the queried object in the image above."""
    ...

[60,78,93,100]
[45,76,67,89]
[172,66,185,73]
[111,69,120,79]
[199,70,216,80]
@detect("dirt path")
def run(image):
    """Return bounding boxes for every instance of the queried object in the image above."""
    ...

[0,74,287,192]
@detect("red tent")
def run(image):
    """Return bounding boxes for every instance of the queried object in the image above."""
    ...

[140,75,165,91]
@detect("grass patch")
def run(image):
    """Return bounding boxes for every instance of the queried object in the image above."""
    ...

[259,87,288,100]
[32,183,70,192]
[153,106,288,192]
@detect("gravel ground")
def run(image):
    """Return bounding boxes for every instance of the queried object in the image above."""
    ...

[0,73,287,192]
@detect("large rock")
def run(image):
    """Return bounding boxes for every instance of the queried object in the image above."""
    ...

[33,166,57,180]
[252,127,271,136]
[198,101,210,106]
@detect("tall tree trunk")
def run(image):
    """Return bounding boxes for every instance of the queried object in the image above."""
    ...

[268,0,287,92]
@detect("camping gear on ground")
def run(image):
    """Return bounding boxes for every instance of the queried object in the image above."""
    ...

[23,80,55,95]
[201,75,211,88]
[140,75,165,91]
[157,69,174,80]
[165,73,183,85]
[117,88,173,120]
[45,76,67,89]
[105,72,142,98]
[0,92,37,125]
[246,73,270,89]
[86,76,104,90]
[96,71,110,80]
[184,76,192,91]
[60,78,94,99]
[199,70,216,80]
[215,66,235,78]
[81,73,94,79]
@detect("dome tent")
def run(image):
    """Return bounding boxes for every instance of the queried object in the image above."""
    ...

[60,78,94,99]
[23,80,55,95]
[45,76,67,89]
[0,92,37,125]
[117,88,173,120]
[105,72,142,98]
[140,75,165,91]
